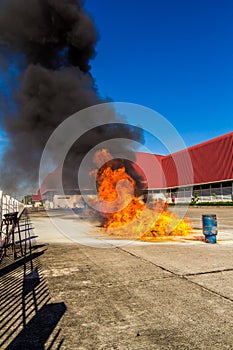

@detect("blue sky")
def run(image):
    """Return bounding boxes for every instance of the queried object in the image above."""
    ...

[0,56,21,159]
[84,0,233,150]
[0,0,233,157]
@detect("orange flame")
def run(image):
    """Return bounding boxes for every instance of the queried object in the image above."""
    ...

[93,149,193,240]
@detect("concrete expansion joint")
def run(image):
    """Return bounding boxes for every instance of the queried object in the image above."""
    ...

[182,268,233,277]
[118,247,233,304]
[184,277,233,303]
[182,276,233,304]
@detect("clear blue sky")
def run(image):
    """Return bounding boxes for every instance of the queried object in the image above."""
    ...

[84,0,233,150]
[0,0,233,158]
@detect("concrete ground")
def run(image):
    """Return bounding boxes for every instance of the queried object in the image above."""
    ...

[29,206,233,246]
[0,207,233,349]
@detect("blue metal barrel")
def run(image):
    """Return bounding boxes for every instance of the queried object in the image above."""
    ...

[202,214,218,244]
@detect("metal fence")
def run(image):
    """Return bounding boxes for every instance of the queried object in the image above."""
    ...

[0,190,24,221]
[0,191,25,261]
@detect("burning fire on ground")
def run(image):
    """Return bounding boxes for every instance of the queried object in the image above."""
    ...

[91,149,193,241]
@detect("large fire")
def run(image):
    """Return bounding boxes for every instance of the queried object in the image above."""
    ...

[92,149,193,240]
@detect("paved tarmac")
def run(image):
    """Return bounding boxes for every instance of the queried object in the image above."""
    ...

[30,206,233,246]
[1,207,233,349]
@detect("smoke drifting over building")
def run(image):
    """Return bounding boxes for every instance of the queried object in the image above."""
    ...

[0,0,144,197]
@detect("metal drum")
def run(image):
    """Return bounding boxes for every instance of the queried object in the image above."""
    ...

[202,214,218,244]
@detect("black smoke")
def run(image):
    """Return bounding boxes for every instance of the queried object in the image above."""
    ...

[0,0,144,197]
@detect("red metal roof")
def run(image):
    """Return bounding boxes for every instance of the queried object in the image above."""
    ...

[32,191,45,202]
[40,167,63,194]
[39,132,233,194]
[134,152,164,188]
[162,132,233,188]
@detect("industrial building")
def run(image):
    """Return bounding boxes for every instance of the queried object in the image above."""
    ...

[34,132,233,207]
[136,132,233,203]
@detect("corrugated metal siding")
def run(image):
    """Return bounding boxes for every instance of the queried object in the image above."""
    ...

[163,149,194,188]
[40,133,233,194]
[40,167,64,194]
[135,153,164,188]
[162,155,178,188]
[162,132,233,187]
[191,133,233,185]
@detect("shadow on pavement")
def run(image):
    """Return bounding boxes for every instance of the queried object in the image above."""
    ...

[0,210,66,349]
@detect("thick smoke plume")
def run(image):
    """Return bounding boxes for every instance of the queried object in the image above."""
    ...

[0,0,144,197]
